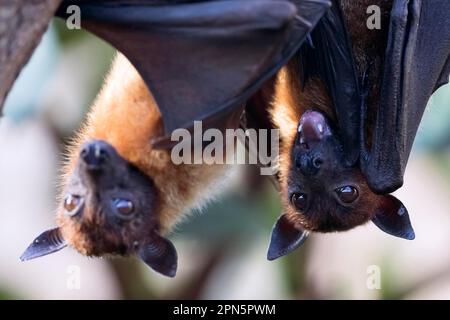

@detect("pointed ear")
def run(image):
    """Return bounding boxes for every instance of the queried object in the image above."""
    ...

[20,228,67,261]
[138,233,178,278]
[267,213,309,261]
[372,195,415,240]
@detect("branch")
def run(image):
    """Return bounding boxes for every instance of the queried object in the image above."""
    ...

[0,0,62,113]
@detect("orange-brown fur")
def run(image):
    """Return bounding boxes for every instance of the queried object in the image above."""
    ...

[58,54,231,247]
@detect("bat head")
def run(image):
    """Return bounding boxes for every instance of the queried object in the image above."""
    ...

[268,110,415,260]
[21,140,177,277]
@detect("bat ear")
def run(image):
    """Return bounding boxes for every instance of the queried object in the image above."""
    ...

[267,213,309,261]
[138,234,178,278]
[371,195,415,240]
[20,228,67,261]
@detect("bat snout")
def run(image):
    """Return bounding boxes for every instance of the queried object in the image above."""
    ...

[80,140,114,171]
[294,111,339,177]
[296,154,323,176]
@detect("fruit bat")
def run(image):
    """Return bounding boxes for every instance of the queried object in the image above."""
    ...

[21,54,233,277]
[268,108,414,261]
[267,0,449,260]
[21,140,178,277]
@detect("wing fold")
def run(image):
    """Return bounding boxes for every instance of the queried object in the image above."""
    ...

[57,0,331,147]
[366,0,450,193]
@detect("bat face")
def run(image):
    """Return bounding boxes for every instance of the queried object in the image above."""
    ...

[58,140,158,256]
[21,140,178,277]
[267,110,415,261]
[286,110,374,232]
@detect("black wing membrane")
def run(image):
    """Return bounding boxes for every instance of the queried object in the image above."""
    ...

[298,0,360,166]
[56,0,331,148]
[365,0,450,193]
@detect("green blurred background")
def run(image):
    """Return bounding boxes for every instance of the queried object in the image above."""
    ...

[0,19,449,299]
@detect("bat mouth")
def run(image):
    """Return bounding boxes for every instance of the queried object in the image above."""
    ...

[297,110,332,150]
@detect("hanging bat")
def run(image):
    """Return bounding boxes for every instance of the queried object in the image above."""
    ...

[20,0,331,277]
[268,109,414,260]
[20,54,233,277]
[267,0,450,260]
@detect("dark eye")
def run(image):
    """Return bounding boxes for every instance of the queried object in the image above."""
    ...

[291,193,308,211]
[335,186,359,203]
[63,195,83,216]
[113,199,135,218]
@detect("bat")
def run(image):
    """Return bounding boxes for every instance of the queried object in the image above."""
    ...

[20,0,332,276]
[268,86,414,260]
[267,0,450,260]
[21,139,178,277]
[21,55,233,277]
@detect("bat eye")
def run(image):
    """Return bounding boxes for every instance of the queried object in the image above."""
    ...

[335,186,359,203]
[113,199,135,219]
[63,195,83,216]
[291,193,308,211]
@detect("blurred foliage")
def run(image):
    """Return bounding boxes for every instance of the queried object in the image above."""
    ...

[0,286,21,300]
[176,179,280,241]
[54,18,115,122]
[53,18,93,45]
[415,85,450,151]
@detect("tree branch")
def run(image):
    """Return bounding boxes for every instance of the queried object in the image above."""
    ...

[0,0,62,114]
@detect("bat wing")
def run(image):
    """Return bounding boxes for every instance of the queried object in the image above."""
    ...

[298,0,361,166]
[364,0,450,193]
[56,0,331,147]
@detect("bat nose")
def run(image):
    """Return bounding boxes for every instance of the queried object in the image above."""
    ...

[312,156,323,169]
[296,155,322,176]
[80,140,112,170]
